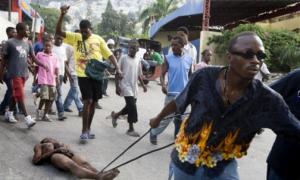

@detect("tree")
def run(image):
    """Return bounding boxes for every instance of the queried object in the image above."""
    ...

[97,0,137,39]
[86,5,93,22]
[31,4,70,34]
[208,24,300,72]
[139,0,179,34]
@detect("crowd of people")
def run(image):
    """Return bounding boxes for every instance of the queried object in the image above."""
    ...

[0,4,299,180]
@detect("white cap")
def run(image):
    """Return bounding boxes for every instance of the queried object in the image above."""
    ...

[107,39,115,45]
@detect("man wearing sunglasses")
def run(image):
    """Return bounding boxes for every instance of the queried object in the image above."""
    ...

[150,32,300,180]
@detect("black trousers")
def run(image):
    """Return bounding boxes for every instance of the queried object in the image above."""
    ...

[120,96,137,124]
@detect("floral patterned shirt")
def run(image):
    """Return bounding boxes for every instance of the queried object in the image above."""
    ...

[171,66,300,175]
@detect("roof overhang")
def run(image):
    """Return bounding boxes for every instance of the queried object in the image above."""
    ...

[149,0,300,38]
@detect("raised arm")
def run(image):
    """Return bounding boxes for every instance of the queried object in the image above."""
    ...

[55,5,69,38]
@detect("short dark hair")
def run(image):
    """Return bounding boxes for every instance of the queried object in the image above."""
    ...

[201,49,211,55]
[128,39,140,47]
[16,23,27,33]
[74,29,80,33]
[43,37,52,45]
[172,36,184,46]
[228,31,258,52]
[79,20,92,29]
[6,27,15,34]
[177,26,189,36]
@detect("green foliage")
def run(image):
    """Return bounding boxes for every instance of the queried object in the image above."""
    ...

[266,30,300,71]
[96,0,136,40]
[31,4,70,34]
[208,24,300,72]
[127,33,149,39]
[139,0,178,34]
[208,24,266,56]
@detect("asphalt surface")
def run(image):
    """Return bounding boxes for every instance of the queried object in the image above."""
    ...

[0,77,275,180]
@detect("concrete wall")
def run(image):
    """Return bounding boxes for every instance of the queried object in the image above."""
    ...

[152,30,225,65]
[199,31,226,66]
[256,12,300,31]
[0,15,16,42]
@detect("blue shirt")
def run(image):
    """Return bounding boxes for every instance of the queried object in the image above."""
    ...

[33,41,43,55]
[172,67,300,175]
[166,53,192,96]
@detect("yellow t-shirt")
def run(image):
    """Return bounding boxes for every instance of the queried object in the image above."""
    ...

[64,32,113,77]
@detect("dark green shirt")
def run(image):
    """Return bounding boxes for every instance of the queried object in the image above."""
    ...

[150,52,163,65]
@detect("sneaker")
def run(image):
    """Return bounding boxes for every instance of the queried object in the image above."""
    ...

[111,111,118,128]
[126,130,140,137]
[4,111,9,120]
[6,111,17,123]
[25,115,36,128]
[150,131,157,145]
[58,115,67,121]
[87,131,95,139]
[64,108,73,112]
[256,129,264,135]
[35,109,43,121]
[80,133,88,144]
[42,114,53,122]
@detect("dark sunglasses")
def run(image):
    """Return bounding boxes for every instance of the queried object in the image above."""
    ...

[230,50,266,61]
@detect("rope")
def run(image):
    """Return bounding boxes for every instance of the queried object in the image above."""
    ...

[100,129,151,172]
[100,112,190,172]
[107,142,174,171]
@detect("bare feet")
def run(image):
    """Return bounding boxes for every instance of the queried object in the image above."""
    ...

[111,111,118,128]
[96,169,120,180]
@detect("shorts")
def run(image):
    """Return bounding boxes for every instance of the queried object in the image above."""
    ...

[40,85,56,101]
[11,77,25,102]
[78,77,102,101]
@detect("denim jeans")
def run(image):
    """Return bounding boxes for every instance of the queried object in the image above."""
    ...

[102,77,108,95]
[63,75,83,112]
[151,94,181,138]
[55,75,64,116]
[31,84,40,94]
[0,73,12,112]
[169,159,239,180]
[267,166,283,180]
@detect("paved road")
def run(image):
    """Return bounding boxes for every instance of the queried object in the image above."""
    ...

[0,77,275,180]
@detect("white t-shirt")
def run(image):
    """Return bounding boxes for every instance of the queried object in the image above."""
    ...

[52,44,67,76]
[65,44,76,76]
[255,62,271,81]
[118,54,142,97]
